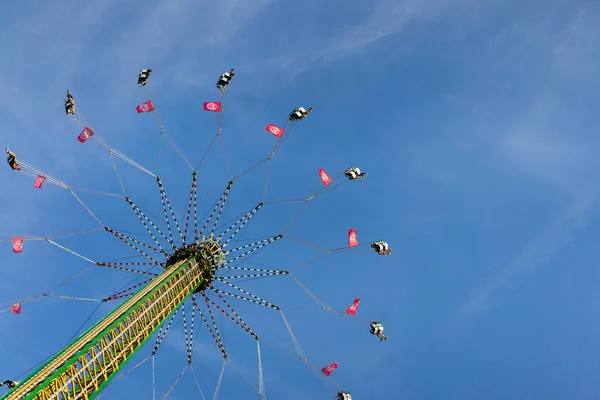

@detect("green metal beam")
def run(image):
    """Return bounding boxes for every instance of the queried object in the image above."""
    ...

[1,253,212,400]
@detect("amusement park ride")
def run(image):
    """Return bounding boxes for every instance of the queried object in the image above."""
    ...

[1,68,391,400]
[4,237,225,399]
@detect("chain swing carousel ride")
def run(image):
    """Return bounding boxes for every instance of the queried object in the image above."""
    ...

[1,67,392,400]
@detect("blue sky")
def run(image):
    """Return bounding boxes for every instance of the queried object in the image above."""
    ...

[1,0,600,399]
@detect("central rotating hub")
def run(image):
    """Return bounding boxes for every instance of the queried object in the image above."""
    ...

[164,234,225,292]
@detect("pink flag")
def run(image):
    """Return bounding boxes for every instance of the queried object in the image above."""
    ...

[136,100,155,113]
[33,175,46,189]
[348,229,358,247]
[265,123,284,138]
[203,101,222,112]
[12,238,24,253]
[319,168,333,186]
[346,298,360,315]
[321,362,339,377]
[77,126,95,143]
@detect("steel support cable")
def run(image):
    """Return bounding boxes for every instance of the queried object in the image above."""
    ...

[198,182,232,238]
[127,198,170,253]
[141,87,194,171]
[106,227,165,255]
[223,235,283,263]
[203,294,257,340]
[156,178,176,248]
[71,106,156,177]
[182,303,192,363]
[153,308,179,354]
[196,89,227,171]
[14,158,107,227]
[191,296,227,358]
[190,365,207,400]
[213,282,279,310]
[213,360,227,400]
[161,364,188,400]
[182,172,197,242]
[96,262,158,276]
[103,277,155,301]
[105,227,162,266]
[218,203,262,247]
[205,297,226,355]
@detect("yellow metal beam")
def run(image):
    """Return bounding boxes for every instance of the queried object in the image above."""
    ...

[5,256,206,400]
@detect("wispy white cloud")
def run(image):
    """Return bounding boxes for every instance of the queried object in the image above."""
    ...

[0,0,275,122]
[0,0,276,228]
[552,1,600,76]
[239,0,469,77]
[402,1,600,327]
[453,187,598,324]
[497,101,599,190]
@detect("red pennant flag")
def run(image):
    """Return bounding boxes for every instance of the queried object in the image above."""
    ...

[346,298,360,315]
[321,362,339,377]
[203,102,222,112]
[12,238,24,253]
[12,303,21,315]
[33,175,46,189]
[319,168,333,186]
[77,126,95,143]
[265,123,284,138]
[136,100,155,113]
[348,229,358,247]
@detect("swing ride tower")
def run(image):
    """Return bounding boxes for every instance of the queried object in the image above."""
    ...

[1,236,225,400]
[0,67,389,400]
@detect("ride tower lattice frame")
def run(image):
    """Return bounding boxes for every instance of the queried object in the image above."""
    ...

[1,236,225,400]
